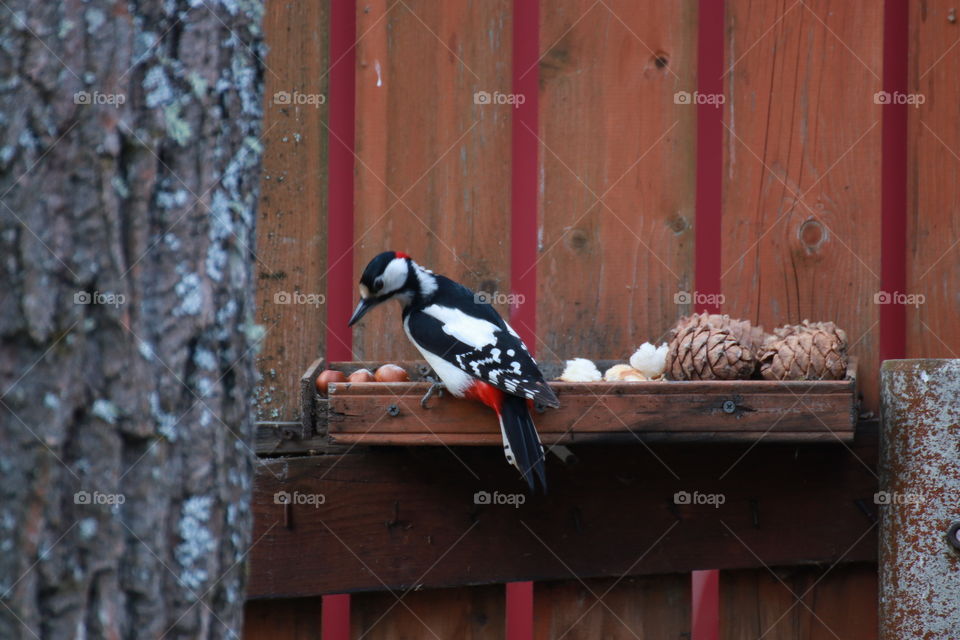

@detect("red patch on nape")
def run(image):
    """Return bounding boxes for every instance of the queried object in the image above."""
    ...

[463,380,504,412]
[394,251,411,260]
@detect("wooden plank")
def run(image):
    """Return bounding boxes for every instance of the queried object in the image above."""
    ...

[327,385,854,439]
[299,357,325,437]
[352,0,513,362]
[247,427,878,597]
[326,432,853,447]
[721,0,883,411]
[322,355,857,444]
[536,0,697,361]
[534,574,691,639]
[243,597,323,640]
[256,1,329,421]
[907,1,960,359]
[351,584,505,640]
[720,564,878,640]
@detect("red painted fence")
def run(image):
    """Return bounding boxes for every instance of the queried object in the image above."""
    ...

[246,0,957,637]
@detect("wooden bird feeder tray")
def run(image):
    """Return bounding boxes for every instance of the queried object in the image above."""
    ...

[299,357,859,446]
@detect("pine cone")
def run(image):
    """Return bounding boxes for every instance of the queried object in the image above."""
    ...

[674,313,766,356]
[666,324,756,380]
[771,319,848,349]
[759,322,848,380]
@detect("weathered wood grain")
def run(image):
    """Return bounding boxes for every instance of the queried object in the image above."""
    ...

[907,1,960,359]
[325,381,856,442]
[256,1,330,420]
[247,429,878,597]
[536,0,698,360]
[533,575,691,639]
[351,584,505,640]
[243,597,323,640]
[721,0,883,410]
[352,0,513,361]
[720,564,878,640]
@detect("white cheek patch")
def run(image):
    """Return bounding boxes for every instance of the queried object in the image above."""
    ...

[380,258,409,294]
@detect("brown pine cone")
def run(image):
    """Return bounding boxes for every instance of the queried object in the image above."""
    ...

[666,324,756,380]
[674,313,766,356]
[759,323,848,380]
[771,319,848,350]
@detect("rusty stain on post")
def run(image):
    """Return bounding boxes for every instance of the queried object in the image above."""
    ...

[880,360,960,638]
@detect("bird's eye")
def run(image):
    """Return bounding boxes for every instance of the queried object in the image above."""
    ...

[373,277,384,292]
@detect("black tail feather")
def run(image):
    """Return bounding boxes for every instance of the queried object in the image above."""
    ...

[499,394,547,493]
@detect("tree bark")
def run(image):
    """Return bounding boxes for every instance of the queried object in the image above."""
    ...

[0,1,263,638]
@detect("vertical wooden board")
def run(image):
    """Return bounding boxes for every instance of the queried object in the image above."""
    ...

[534,574,691,639]
[243,597,323,640]
[352,0,513,361]
[351,584,505,640]
[720,564,878,640]
[255,1,329,420]
[907,1,960,359]
[721,0,883,409]
[536,0,697,361]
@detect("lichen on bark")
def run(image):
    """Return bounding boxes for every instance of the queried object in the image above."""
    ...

[0,1,264,637]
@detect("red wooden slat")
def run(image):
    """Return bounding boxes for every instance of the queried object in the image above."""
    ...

[692,570,719,640]
[693,1,725,634]
[323,1,358,636]
[511,0,540,352]
[510,1,539,636]
[328,0,357,362]
[880,0,907,362]
[695,0,725,316]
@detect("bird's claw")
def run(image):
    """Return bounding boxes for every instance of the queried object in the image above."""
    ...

[420,381,445,409]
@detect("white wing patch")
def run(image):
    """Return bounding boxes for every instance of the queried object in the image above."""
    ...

[423,305,500,350]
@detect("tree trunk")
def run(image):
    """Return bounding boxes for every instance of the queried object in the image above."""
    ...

[0,1,263,638]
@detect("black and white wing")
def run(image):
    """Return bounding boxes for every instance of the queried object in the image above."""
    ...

[404,278,559,407]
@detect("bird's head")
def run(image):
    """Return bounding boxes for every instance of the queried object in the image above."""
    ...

[349,251,426,326]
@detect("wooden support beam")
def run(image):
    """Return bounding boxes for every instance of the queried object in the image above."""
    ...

[248,426,878,598]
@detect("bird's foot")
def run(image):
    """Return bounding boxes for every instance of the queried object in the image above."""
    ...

[420,381,445,409]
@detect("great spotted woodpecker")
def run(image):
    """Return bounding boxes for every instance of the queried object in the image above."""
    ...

[349,251,559,491]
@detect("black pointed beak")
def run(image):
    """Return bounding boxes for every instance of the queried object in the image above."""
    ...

[348,298,379,326]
